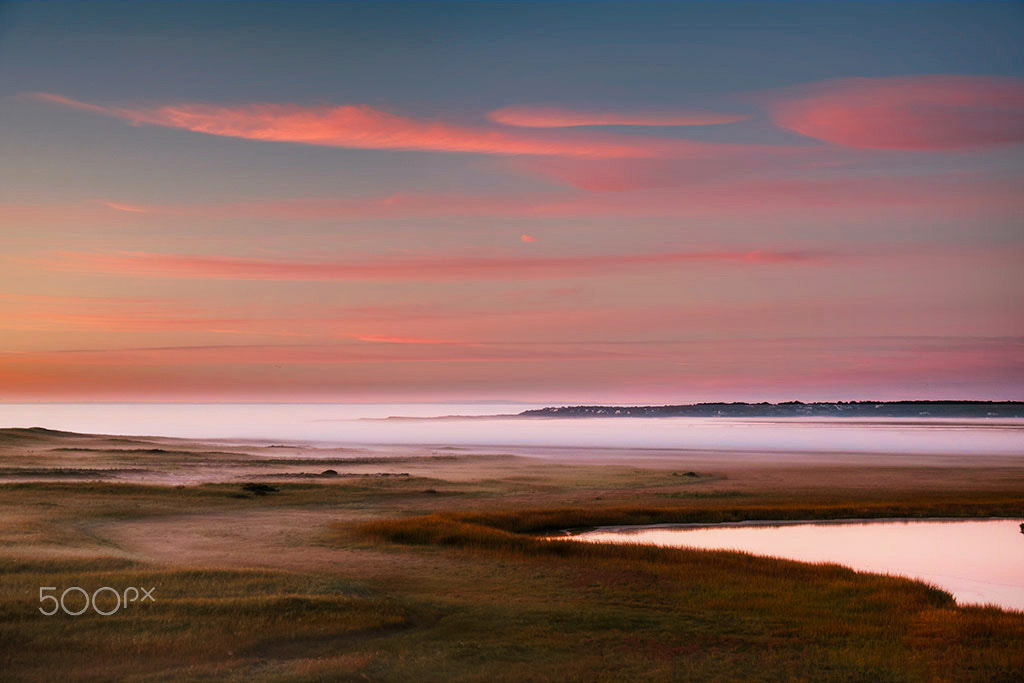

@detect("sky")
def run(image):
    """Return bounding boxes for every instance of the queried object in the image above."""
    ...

[0,0,1022,403]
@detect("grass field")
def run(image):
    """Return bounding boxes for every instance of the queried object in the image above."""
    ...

[1,427,1023,680]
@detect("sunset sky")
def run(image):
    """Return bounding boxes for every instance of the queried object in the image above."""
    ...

[1,0,1022,403]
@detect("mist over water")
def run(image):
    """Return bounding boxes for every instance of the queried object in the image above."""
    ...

[1,404,1023,455]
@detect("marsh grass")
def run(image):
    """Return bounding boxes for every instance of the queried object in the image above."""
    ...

[0,557,410,681]
[2,438,1023,680]
[341,497,1024,681]
[356,493,1024,539]
[496,501,1023,531]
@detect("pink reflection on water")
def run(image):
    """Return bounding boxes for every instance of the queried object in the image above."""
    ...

[576,519,1024,611]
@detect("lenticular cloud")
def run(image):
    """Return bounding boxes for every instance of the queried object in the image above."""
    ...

[762,75,1024,150]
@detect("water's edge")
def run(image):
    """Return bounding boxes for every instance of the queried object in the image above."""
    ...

[553,516,1024,536]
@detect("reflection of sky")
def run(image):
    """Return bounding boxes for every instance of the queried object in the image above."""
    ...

[580,520,1024,611]
[1,2,1023,402]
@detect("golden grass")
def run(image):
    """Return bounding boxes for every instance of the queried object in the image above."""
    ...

[0,557,409,681]
[454,493,1024,533]
[2,430,1024,680]
[339,495,1024,681]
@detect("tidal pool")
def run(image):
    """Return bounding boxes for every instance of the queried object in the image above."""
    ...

[565,519,1024,611]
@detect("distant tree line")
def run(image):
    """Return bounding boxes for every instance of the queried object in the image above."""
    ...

[520,401,1024,418]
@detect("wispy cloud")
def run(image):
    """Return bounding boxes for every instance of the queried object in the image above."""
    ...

[0,342,641,367]
[100,200,151,213]
[4,336,1020,401]
[27,92,760,159]
[354,334,473,345]
[0,292,552,339]
[759,75,1024,150]
[510,158,726,192]
[489,105,748,127]
[0,311,318,336]
[0,292,299,336]
[31,248,825,282]
[71,169,1024,222]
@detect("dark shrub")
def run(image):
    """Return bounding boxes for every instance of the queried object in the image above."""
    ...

[242,483,278,495]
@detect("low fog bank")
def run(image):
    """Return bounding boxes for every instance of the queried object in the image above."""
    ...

[1,404,1022,456]
[308,416,1024,455]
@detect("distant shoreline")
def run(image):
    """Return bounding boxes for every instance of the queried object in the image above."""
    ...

[519,401,1024,419]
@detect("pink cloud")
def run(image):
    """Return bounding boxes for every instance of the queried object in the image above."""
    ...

[27,93,761,160]
[0,292,161,306]
[0,311,321,336]
[489,105,748,127]
[0,293,310,337]
[5,168,1020,242]
[0,342,641,369]
[354,334,470,345]
[0,293,197,331]
[760,75,1024,150]
[31,248,823,282]
[0,293,540,340]
[52,166,1022,225]
[511,158,720,192]
[4,336,1020,401]
[520,234,536,243]
[101,200,151,213]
